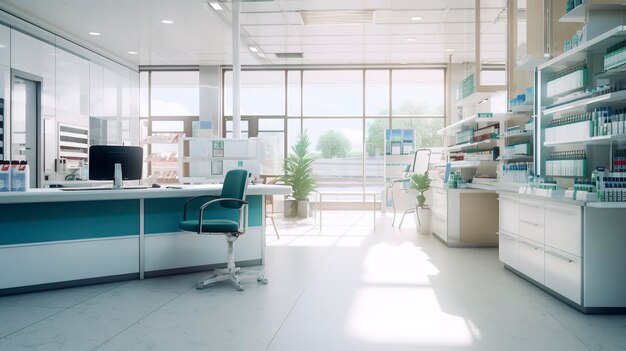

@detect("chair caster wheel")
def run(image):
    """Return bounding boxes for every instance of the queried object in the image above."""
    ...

[257,274,269,284]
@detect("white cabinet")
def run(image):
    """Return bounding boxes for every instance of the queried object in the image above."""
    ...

[498,231,518,269]
[518,201,544,243]
[517,237,544,284]
[499,197,519,235]
[544,247,582,304]
[545,204,581,256]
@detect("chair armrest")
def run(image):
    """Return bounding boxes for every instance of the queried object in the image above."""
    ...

[197,198,249,234]
[183,195,219,220]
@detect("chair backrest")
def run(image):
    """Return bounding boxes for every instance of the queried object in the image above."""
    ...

[220,169,249,209]
[411,148,431,174]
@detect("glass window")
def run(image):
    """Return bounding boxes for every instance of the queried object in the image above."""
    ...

[259,118,283,131]
[303,70,363,117]
[224,71,285,116]
[365,118,388,193]
[365,70,389,116]
[391,118,444,148]
[150,71,199,116]
[392,70,445,116]
[303,118,363,190]
[288,70,301,117]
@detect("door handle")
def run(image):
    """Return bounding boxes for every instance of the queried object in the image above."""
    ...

[518,239,541,250]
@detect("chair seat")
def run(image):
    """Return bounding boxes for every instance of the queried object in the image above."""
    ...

[179,219,240,233]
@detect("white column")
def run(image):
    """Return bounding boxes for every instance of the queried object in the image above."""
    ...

[232,0,241,139]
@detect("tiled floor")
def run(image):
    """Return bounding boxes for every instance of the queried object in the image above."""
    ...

[1,211,626,350]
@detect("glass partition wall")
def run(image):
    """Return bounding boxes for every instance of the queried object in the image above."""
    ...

[223,68,445,201]
[140,70,199,182]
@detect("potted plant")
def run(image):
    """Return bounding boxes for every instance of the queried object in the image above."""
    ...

[410,172,431,234]
[282,132,316,218]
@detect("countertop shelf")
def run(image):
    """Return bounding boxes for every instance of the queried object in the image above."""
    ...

[544,133,626,147]
[560,3,626,23]
[542,89,626,115]
[538,26,626,73]
[446,138,498,152]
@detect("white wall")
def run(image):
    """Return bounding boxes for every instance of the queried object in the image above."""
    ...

[0,17,140,181]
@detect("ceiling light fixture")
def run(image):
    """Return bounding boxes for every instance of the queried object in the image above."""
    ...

[300,10,375,25]
[127,51,138,55]
[405,38,417,42]
[257,52,266,58]
[208,1,223,11]
[161,20,174,24]
[444,48,454,52]
[410,16,423,21]
[249,46,258,52]
[88,32,101,36]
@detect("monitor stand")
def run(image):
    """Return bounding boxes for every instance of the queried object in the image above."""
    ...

[113,163,123,190]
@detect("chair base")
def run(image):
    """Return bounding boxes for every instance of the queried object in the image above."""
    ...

[196,267,268,291]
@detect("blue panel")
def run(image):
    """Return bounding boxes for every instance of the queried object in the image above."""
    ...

[0,200,140,245]
[144,195,263,235]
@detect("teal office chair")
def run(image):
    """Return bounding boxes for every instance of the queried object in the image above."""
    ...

[179,169,268,291]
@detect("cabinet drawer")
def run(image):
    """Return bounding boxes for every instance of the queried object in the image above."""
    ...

[499,197,519,235]
[518,237,544,284]
[519,201,544,225]
[498,231,518,269]
[544,248,582,304]
[545,204,582,256]
[431,188,447,217]
[519,218,544,243]
[431,212,447,241]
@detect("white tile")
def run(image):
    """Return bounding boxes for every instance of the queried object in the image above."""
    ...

[0,282,125,308]
[0,306,62,338]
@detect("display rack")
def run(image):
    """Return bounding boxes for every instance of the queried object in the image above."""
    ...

[58,124,89,169]
[383,129,416,183]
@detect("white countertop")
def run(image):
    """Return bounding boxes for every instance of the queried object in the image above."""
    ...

[0,184,292,204]
[497,191,586,207]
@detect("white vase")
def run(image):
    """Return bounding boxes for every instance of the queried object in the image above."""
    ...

[415,207,431,234]
[284,199,298,218]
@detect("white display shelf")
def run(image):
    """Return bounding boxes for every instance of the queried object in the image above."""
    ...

[478,112,528,124]
[594,64,626,79]
[501,131,534,139]
[544,133,626,147]
[559,3,626,23]
[497,155,534,162]
[449,160,498,168]
[538,26,626,73]
[446,138,498,152]
[587,202,626,208]
[437,115,477,135]
[510,103,534,113]
[516,57,550,72]
[542,89,626,115]
[455,91,501,108]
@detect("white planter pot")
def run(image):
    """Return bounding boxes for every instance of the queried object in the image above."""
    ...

[284,199,298,218]
[415,207,431,234]
[297,200,310,218]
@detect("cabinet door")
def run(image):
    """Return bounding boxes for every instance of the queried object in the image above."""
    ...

[431,212,447,241]
[545,204,581,256]
[518,237,544,284]
[431,187,447,220]
[519,201,544,243]
[499,197,519,235]
[499,232,518,269]
[544,247,582,304]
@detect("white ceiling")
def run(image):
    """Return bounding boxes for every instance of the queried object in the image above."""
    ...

[0,0,508,67]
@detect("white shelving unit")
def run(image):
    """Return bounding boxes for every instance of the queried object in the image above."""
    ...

[58,124,89,169]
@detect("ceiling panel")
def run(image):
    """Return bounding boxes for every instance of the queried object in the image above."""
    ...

[0,0,507,66]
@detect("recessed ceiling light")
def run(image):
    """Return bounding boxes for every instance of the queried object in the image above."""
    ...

[88,32,101,36]
[444,48,454,52]
[209,1,223,10]
[410,16,423,21]
[127,51,138,55]
[257,52,266,58]
[249,46,258,52]
[405,38,417,42]
[161,19,174,24]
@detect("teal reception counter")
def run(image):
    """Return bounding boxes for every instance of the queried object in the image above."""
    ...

[0,184,291,295]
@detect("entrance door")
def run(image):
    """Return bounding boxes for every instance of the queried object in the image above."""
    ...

[12,76,40,188]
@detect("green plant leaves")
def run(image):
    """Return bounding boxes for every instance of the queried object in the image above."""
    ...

[282,132,317,201]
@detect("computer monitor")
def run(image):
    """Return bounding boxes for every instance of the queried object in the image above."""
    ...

[89,145,143,188]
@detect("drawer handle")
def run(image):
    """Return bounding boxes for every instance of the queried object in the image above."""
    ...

[546,207,578,216]
[520,219,541,227]
[518,240,541,250]
[545,250,574,263]
[496,231,517,241]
